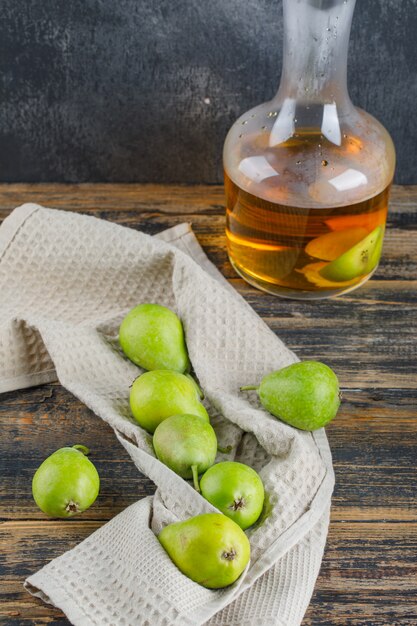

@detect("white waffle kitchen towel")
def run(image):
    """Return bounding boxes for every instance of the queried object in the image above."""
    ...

[0,204,334,626]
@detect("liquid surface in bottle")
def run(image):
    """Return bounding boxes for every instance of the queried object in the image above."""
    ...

[225,150,391,299]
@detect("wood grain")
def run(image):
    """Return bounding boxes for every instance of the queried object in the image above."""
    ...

[0,184,416,625]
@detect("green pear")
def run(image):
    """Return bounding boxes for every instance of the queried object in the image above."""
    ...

[319,226,383,282]
[32,445,100,518]
[159,513,250,589]
[130,370,209,433]
[119,303,190,373]
[241,361,340,431]
[200,462,264,530]
[153,414,217,490]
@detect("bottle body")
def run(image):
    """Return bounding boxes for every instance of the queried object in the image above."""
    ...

[223,0,395,299]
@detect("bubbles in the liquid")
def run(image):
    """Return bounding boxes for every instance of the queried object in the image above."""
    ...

[267,111,277,118]
[239,134,243,139]
[296,160,302,165]
[251,114,256,118]
[242,120,248,125]
[322,160,329,167]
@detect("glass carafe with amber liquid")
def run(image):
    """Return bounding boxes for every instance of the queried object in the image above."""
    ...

[223,0,395,299]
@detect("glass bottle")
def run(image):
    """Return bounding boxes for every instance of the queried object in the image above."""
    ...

[223,0,396,299]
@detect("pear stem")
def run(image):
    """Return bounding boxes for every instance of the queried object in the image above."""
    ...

[191,465,200,492]
[240,385,259,392]
[217,445,233,454]
[72,444,90,456]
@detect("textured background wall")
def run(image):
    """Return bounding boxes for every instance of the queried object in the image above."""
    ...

[0,0,415,184]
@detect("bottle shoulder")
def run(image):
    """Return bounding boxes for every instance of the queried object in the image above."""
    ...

[224,101,395,209]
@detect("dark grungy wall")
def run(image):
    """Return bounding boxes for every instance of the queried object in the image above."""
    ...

[0,0,415,183]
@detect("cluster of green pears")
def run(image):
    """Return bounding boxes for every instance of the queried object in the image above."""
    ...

[119,302,341,588]
[31,301,341,591]
[120,303,265,588]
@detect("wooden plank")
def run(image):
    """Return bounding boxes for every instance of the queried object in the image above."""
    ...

[0,183,227,216]
[0,182,415,212]
[304,520,417,626]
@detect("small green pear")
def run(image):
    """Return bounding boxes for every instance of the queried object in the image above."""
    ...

[119,303,190,373]
[200,462,264,530]
[159,513,250,589]
[32,445,100,518]
[241,361,340,431]
[153,414,217,490]
[130,370,209,433]
[319,226,383,282]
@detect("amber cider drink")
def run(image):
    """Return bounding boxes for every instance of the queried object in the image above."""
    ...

[224,125,394,299]
[225,174,391,299]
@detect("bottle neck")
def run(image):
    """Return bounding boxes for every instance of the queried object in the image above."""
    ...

[276,0,356,108]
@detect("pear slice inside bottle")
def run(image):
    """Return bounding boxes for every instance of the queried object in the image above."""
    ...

[319,226,383,282]
[305,227,368,261]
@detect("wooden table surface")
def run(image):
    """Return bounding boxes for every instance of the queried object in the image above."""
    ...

[0,184,416,625]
